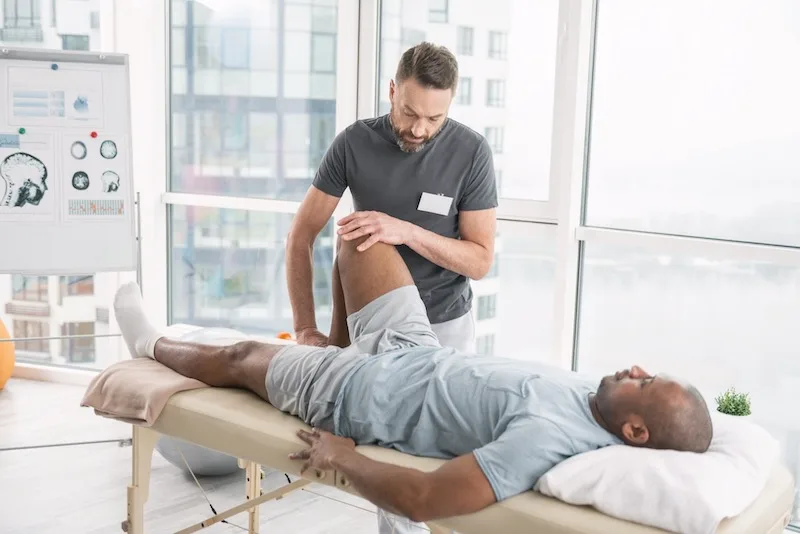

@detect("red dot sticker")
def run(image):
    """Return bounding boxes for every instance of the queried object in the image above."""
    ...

[90,131,98,138]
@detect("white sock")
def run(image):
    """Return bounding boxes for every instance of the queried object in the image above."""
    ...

[114,282,163,359]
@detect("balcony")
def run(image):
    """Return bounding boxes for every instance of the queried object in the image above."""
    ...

[5,301,51,317]
[0,26,44,42]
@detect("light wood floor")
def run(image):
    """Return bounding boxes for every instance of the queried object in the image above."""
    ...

[0,378,427,534]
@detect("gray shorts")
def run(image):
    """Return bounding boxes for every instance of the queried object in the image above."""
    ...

[265,285,441,432]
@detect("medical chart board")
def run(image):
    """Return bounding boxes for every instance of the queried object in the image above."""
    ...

[0,47,136,274]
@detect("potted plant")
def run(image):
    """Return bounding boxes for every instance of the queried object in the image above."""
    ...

[715,387,751,418]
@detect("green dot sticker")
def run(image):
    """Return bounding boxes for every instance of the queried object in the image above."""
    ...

[18,127,25,134]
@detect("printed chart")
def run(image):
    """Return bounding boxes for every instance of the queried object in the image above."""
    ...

[0,48,136,274]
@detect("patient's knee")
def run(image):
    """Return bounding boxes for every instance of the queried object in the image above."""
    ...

[225,340,261,366]
[338,235,395,261]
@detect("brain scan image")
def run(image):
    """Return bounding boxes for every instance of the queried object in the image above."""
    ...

[71,141,87,160]
[72,171,90,190]
[0,152,48,207]
[100,140,117,159]
[102,170,120,193]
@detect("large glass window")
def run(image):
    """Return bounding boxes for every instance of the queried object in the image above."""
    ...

[169,0,338,202]
[585,0,800,247]
[378,0,559,202]
[169,206,335,337]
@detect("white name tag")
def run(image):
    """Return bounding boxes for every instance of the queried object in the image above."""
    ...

[417,192,453,216]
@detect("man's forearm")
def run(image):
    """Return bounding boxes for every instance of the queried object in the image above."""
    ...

[285,235,318,332]
[331,450,432,522]
[406,225,492,280]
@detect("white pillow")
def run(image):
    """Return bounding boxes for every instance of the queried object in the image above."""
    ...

[534,412,781,534]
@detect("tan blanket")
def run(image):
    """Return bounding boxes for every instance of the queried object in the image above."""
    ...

[80,358,208,426]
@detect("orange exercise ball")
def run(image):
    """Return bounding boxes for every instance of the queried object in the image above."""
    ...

[0,319,15,390]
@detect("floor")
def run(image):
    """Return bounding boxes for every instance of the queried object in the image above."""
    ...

[0,378,422,534]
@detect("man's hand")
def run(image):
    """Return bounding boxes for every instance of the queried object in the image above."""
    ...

[289,428,356,475]
[296,327,329,348]
[337,211,414,251]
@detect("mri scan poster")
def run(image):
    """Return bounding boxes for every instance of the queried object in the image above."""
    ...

[0,132,56,221]
[0,49,136,274]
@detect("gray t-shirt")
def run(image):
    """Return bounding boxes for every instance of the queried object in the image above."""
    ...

[312,115,498,324]
[333,348,622,501]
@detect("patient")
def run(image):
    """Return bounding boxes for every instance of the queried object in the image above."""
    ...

[113,236,713,523]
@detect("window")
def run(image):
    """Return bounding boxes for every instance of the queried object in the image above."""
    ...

[220,28,250,70]
[401,28,425,48]
[12,275,48,302]
[3,0,40,28]
[193,27,218,69]
[222,113,248,151]
[488,31,507,59]
[60,275,94,298]
[61,34,89,50]
[456,26,473,55]
[429,0,448,23]
[378,0,559,202]
[477,294,497,321]
[476,334,495,356]
[485,127,504,154]
[61,322,95,363]
[486,79,506,107]
[455,77,472,105]
[311,33,336,73]
[169,2,340,202]
[487,221,556,362]
[169,206,335,337]
[585,1,800,247]
[90,10,100,29]
[12,320,48,354]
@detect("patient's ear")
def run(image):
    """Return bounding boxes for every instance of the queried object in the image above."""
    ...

[621,416,649,446]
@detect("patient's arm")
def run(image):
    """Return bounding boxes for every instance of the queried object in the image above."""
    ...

[332,450,496,523]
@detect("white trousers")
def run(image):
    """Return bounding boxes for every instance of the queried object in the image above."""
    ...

[376,310,475,534]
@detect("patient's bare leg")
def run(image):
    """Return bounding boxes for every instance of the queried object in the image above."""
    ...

[151,338,277,400]
[335,236,415,315]
[327,251,350,348]
[114,282,277,400]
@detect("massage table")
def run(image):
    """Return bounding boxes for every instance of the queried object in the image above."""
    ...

[116,328,796,534]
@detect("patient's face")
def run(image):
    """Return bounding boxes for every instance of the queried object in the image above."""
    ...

[595,366,690,437]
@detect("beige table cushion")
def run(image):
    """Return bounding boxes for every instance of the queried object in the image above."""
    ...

[150,386,794,534]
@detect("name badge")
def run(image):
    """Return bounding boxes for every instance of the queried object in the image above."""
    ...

[418,192,453,216]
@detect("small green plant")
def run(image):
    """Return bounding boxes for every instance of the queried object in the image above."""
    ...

[715,387,751,416]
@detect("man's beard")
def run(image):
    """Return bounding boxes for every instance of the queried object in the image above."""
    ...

[388,108,443,153]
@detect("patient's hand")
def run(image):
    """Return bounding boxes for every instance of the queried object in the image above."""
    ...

[290,429,356,474]
[297,327,328,347]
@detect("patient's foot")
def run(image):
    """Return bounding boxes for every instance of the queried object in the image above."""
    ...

[114,282,163,359]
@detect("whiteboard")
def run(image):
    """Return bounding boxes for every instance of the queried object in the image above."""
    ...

[0,47,136,274]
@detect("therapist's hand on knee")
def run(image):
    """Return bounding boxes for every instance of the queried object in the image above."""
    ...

[290,428,356,474]
[338,211,413,251]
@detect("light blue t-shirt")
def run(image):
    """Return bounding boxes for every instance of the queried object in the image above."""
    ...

[334,347,622,501]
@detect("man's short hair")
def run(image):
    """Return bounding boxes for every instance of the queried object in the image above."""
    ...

[395,42,459,92]
[649,385,713,453]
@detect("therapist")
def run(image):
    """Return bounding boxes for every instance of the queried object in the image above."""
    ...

[287,41,498,358]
